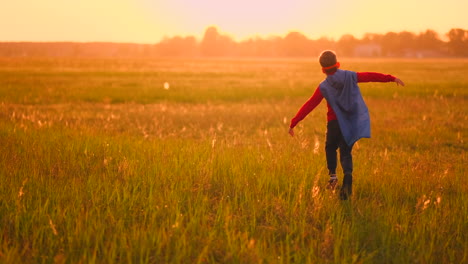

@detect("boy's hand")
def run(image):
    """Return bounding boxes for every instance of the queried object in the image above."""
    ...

[288,127,295,137]
[395,78,405,86]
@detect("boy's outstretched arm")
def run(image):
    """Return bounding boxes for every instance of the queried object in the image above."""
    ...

[288,86,324,137]
[357,72,405,86]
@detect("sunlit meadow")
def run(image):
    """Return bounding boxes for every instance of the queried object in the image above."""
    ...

[0,57,467,263]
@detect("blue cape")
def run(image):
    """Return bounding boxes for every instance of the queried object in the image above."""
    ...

[319,69,370,146]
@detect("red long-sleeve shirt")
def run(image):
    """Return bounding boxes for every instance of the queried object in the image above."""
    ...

[290,72,396,128]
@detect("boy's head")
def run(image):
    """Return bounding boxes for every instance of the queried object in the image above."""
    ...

[319,50,339,74]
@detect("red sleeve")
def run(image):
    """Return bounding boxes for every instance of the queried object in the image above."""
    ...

[290,87,324,128]
[357,72,396,83]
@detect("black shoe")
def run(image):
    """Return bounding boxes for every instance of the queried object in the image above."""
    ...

[339,174,352,200]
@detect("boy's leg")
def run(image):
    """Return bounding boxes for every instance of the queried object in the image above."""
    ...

[339,140,353,200]
[340,174,353,200]
[325,120,340,175]
[325,120,340,188]
[339,141,353,176]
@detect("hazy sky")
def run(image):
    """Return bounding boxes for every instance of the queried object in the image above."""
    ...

[1,0,466,43]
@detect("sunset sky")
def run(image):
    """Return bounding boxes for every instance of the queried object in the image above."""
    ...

[1,0,466,43]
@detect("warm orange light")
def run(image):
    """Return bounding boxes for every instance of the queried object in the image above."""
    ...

[0,0,466,42]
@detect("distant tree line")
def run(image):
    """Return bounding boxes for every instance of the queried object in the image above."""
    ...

[1,27,467,58]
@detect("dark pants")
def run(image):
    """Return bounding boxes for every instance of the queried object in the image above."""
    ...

[325,120,353,176]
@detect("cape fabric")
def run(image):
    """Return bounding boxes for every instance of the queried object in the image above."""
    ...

[319,69,370,146]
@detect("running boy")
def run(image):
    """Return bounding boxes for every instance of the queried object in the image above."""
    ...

[289,50,404,200]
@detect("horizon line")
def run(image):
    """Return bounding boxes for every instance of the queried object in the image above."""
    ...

[1,26,465,44]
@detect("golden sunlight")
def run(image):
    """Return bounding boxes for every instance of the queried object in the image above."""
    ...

[0,0,466,42]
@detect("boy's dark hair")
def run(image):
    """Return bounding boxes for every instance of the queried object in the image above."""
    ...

[319,50,337,67]
[319,50,338,74]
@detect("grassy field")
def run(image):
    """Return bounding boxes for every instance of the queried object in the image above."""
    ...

[0,57,467,263]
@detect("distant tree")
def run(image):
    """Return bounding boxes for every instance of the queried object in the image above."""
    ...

[200,26,235,56]
[310,37,336,56]
[337,34,358,57]
[200,27,220,56]
[237,38,255,57]
[398,31,416,53]
[416,30,443,50]
[446,28,468,56]
[381,32,400,56]
[281,32,314,56]
[238,36,281,57]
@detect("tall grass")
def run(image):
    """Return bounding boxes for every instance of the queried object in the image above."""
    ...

[0,57,467,263]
